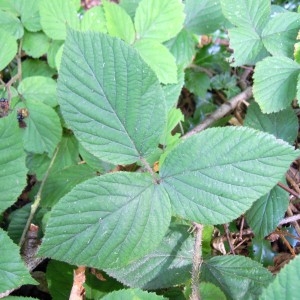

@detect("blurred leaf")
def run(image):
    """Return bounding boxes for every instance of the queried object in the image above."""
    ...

[47,40,64,69]
[21,59,56,78]
[80,6,107,33]
[199,282,226,300]
[102,288,165,299]
[201,256,273,300]
[259,255,300,299]
[185,69,210,98]
[0,113,27,213]
[250,237,276,267]
[253,56,300,113]
[22,30,51,58]
[244,101,298,144]
[0,29,17,71]
[0,10,24,38]
[0,228,37,293]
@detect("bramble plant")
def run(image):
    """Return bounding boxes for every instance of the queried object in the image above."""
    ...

[1,0,300,299]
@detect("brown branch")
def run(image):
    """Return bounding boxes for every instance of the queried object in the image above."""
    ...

[183,87,253,139]
[190,222,204,300]
[279,214,300,225]
[69,266,86,300]
[223,223,235,255]
[277,182,300,199]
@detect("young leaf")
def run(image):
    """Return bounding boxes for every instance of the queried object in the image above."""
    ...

[105,225,193,289]
[160,127,299,225]
[220,0,270,33]
[102,288,165,299]
[18,76,58,107]
[0,10,24,39]
[262,12,300,58]
[253,56,300,113]
[245,184,289,239]
[228,27,269,66]
[39,0,79,40]
[103,1,135,44]
[0,229,37,293]
[259,255,300,299]
[0,29,17,71]
[39,173,171,269]
[184,0,227,34]
[80,6,107,33]
[57,29,166,165]
[22,100,62,156]
[201,256,273,300]
[134,0,184,42]
[22,30,51,58]
[244,101,298,144]
[134,39,177,84]
[0,114,27,213]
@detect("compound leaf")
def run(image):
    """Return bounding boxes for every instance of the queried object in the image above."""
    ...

[160,127,299,225]
[0,113,27,213]
[253,56,300,113]
[259,255,300,300]
[105,225,193,289]
[134,0,184,42]
[39,172,171,269]
[201,256,272,300]
[0,228,36,293]
[57,29,166,165]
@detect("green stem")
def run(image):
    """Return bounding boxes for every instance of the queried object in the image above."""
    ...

[19,146,60,247]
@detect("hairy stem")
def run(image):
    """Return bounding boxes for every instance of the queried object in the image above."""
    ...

[190,222,204,300]
[19,146,60,247]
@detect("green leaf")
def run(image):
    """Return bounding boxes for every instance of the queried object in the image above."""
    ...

[0,10,24,39]
[39,0,79,40]
[160,127,299,225]
[105,225,193,289]
[103,0,135,44]
[39,173,171,269]
[21,59,56,78]
[102,289,165,300]
[134,0,184,42]
[80,6,107,33]
[22,30,51,58]
[184,0,227,34]
[199,282,226,300]
[119,0,141,18]
[18,76,58,107]
[0,29,17,71]
[7,204,31,244]
[253,56,300,113]
[57,29,166,165]
[46,260,75,300]
[41,164,96,207]
[134,39,177,84]
[202,256,273,300]
[185,69,210,98]
[246,184,289,239]
[164,28,197,67]
[0,113,27,213]
[244,102,298,144]
[220,0,270,33]
[47,40,64,69]
[228,27,269,66]
[0,228,37,293]
[259,255,300,300]
[22,100,62,156]
[262,12,300,58]
[295,42,300,64]
[13,0,42,32]
[251,237,275,267]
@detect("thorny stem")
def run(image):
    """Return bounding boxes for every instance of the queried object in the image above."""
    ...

[190,222,204,300]
[183,87,253,139]
[19,146,60,247]
[140,156,155,177]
